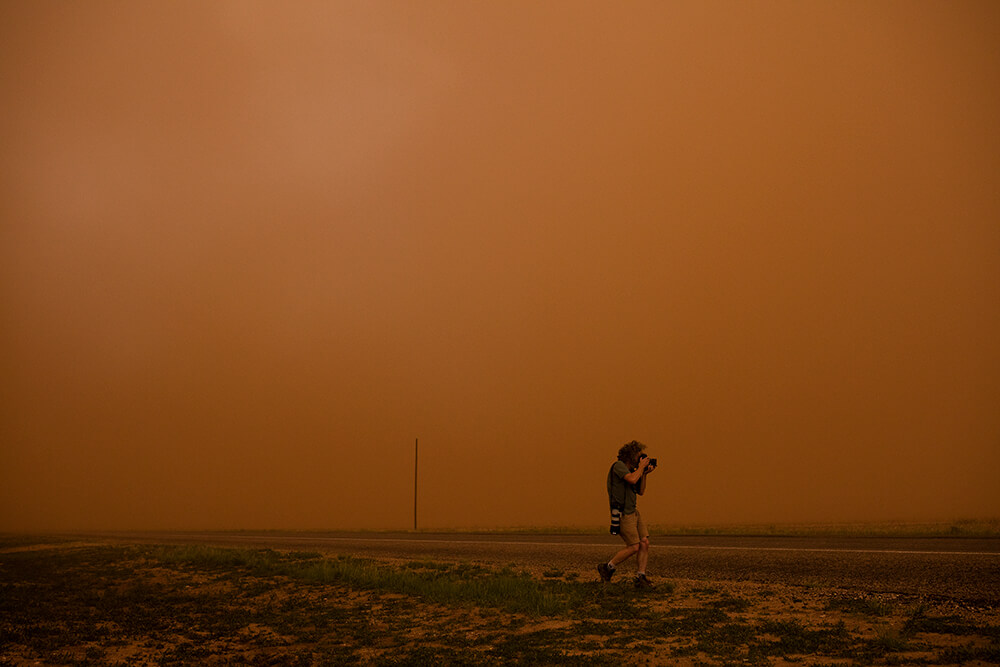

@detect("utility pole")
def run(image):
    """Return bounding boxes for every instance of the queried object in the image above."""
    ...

[413,438,418,531]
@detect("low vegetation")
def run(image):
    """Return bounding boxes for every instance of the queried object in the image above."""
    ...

[194,518,1000,539]
[648,517,1000,538]
[1,539,998,665]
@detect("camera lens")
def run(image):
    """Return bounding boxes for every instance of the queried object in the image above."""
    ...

[610,508,621,535]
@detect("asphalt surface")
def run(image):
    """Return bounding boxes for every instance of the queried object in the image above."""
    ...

[81,531,1000,605]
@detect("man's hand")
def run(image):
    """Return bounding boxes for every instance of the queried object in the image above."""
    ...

[636,456,652,495]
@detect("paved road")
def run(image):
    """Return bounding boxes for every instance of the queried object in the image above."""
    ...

[84,531,1000,605]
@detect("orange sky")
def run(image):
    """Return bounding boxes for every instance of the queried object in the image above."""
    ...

[2,1,998,531]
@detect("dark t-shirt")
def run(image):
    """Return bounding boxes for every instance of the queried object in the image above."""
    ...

[607,460,638,514]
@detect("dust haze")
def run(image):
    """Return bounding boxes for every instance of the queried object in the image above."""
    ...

[2,2,998,531]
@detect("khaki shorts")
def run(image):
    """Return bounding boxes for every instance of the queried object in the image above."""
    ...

[619,510,648,546]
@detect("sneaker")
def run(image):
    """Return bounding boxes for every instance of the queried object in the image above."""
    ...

[597,563,616,582]
[635,574,654,589]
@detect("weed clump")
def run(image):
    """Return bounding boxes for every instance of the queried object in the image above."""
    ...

[3,543,997,666]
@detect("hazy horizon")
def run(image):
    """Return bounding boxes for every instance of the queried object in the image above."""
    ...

[2,2,998,532]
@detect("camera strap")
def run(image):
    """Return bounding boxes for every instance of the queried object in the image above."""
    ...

[608,463,628,510]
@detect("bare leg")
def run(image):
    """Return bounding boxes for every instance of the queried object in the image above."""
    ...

[610,543,639,567]
[637,538,649,573]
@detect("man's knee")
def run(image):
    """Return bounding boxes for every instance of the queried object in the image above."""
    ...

[639,537,650,551]
[626,542,641,555]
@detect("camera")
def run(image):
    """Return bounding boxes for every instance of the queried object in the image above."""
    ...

[639,454,657,468]
[609,508,622,535]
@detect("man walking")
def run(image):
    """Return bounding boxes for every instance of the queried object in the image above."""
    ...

[598,440,656,588]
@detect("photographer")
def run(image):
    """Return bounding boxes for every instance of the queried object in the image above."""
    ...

[598,440,656,589]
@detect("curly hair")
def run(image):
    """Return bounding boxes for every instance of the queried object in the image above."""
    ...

[617,440,646,464]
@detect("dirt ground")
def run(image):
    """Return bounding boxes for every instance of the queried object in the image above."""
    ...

[1,536,998,665]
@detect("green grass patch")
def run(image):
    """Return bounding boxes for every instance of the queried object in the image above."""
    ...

[940,643,1000,664]
[869,625,909,653]
[4,542,996,666]
[752,618,853,658]
[708,593,752,612]
[903,604,1000,639]
[825,595,894,617]
[144,545,661,618]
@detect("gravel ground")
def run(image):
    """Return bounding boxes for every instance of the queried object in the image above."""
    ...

[77,531,1000,606]
[4,533,999,665]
